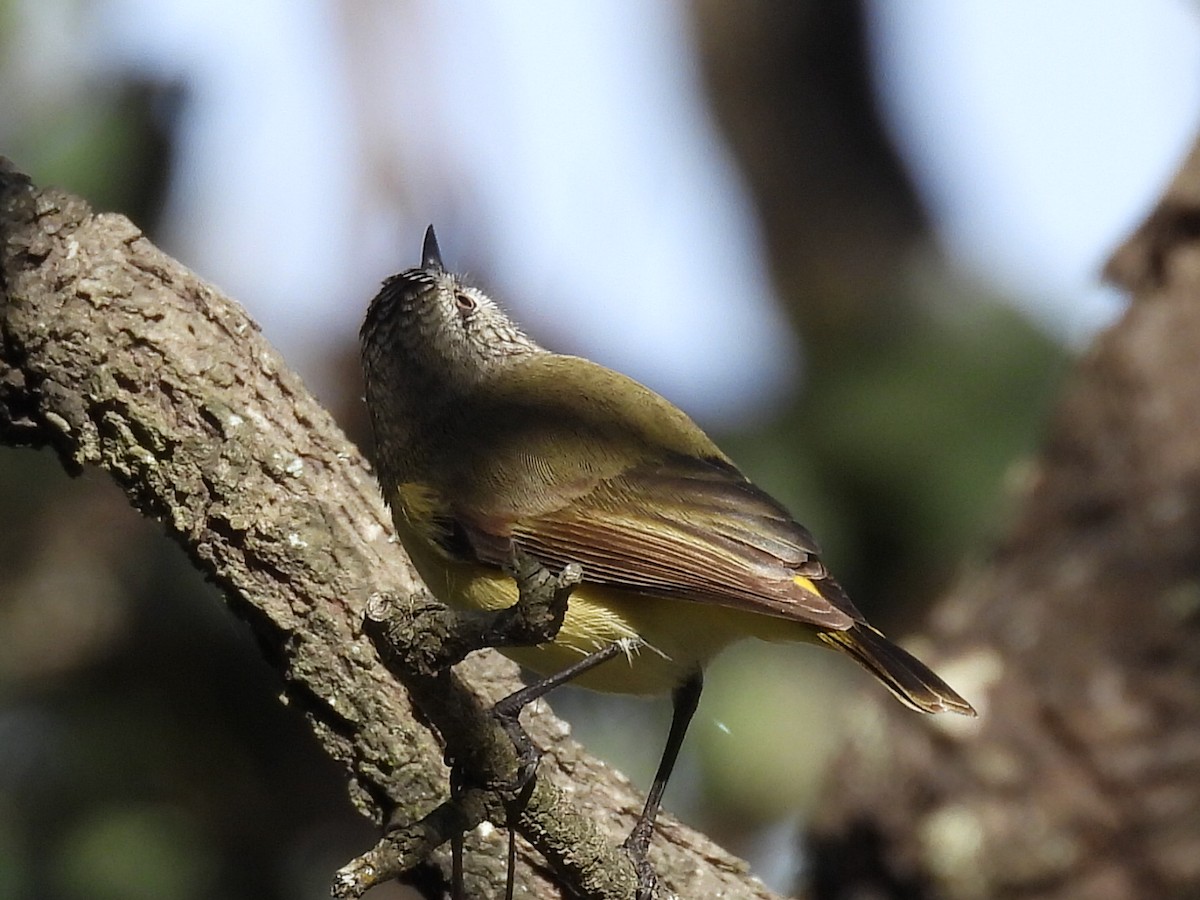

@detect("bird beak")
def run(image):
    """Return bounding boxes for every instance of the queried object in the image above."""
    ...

[422,225,444,272]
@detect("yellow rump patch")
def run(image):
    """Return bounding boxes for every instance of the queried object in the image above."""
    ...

[793,574,819,594]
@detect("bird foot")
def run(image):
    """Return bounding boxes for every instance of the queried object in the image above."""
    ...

[490,693,543,797]
[620,830,660,900]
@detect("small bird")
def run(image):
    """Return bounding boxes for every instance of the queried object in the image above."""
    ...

[360,227,975,880]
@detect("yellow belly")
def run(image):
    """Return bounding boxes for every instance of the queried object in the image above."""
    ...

[393,512,796,695]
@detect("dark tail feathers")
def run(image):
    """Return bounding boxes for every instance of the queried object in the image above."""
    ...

[819,624,976,716]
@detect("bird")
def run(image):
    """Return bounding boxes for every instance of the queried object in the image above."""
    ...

[359,226,975,887]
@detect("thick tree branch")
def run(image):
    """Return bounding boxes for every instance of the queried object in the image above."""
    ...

[0,160,775,900]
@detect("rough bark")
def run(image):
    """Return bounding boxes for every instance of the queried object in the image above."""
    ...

[807,139,1200,900]
[0,160,776,900]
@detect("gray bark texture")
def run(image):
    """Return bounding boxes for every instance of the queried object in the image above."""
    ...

[808,139,1200,900]
[0,160,774,900]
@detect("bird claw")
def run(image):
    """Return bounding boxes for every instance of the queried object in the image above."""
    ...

[490,697,542,798]
[621,832,660,900]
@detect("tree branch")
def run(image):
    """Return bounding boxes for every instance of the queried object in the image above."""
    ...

[0,160,776,899]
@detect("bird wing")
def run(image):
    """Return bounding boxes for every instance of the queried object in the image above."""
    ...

[455,450,863,630]
[428,354,863,630]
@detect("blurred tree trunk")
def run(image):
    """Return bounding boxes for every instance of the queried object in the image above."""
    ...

[690,0,928,355]
[805,136,1200,900]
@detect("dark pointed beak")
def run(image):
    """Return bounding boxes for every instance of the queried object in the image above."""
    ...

[421,225,444,272]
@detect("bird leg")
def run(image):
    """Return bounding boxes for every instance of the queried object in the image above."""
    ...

[484,559,639,900]
[492,640,630,781]
[623,671,703,899]
[490,640,631,900]
[489,559,702,900]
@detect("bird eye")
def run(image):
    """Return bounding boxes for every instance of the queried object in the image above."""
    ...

[454,291,476,313]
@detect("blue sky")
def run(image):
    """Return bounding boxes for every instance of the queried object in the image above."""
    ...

[870,0,1200,337]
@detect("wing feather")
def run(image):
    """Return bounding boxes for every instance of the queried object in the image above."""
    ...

[458,452,862,630]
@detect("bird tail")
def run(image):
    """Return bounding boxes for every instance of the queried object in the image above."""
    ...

[819,624,977,717]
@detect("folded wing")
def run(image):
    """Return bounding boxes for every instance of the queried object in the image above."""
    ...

[457,451,863,631]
